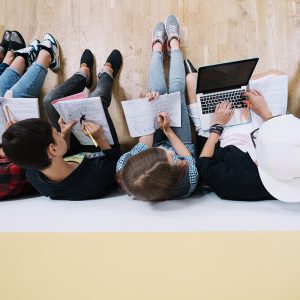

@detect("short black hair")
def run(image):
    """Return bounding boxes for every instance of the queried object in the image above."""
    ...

[2,118,55,170]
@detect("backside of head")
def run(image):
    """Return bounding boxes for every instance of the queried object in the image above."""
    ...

[117,148,185,201]
[2,118,54,170]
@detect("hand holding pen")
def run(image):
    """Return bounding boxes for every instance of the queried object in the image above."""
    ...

[243,89,273,121]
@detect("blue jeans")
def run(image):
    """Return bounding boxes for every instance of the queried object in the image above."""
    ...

[0,62,47,97]
[148,50,191,144]
[0,63,9,76]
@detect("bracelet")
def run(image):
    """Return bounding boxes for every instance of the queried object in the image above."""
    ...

[209,124,224,135]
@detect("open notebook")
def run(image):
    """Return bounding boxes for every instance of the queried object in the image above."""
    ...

[52,95,114,145]
[121,92,181,137]
[0,98,39,143]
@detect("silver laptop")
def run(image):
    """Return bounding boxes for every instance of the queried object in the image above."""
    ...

[196,58,259,130]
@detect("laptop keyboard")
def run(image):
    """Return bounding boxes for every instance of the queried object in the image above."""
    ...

[200,89,247,114]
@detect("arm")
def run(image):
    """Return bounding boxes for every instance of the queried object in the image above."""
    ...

[200,101,234,158]
[158,112,191,157]
[243,89,273,122]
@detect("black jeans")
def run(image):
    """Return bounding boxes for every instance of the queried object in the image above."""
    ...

[43,71,120,154]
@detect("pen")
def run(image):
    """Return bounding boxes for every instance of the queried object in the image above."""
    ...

[5,105,12,122]
[159,115,166,134]
[244,99,250,120]
[83,124,98,147]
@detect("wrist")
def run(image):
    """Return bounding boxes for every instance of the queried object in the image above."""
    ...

[209,124,224,136]
[164,127,173,135]
[261,111,273,122]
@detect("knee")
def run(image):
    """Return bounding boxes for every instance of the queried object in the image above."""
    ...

[43,90,56,109]
[149,83,167,95]
[169,80,186,94]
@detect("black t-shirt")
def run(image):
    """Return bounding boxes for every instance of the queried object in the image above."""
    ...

[196,145,275,201]
[26,149,119,200]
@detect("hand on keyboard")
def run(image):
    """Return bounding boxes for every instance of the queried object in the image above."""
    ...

[213,101,235,125]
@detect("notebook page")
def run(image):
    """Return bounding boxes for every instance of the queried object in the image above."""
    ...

[150,92,181,129]
[248,75,288,129]
[55,97,114,145]
[121,98,155,137]
[2,98,39,121]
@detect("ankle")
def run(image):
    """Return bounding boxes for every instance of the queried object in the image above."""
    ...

[152,42,163,52]
[170,38,180,51]
[103,64,113,75]
[36,49,51,68]
[3,50,14,65]
[80,64,90,76]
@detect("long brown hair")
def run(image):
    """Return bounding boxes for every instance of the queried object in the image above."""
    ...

[116,148,186,201]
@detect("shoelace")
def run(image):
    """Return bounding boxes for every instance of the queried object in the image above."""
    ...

[168,24,178,37]
[155,30,165,42]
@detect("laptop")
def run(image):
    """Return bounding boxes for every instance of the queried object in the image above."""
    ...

[196,58,259,130]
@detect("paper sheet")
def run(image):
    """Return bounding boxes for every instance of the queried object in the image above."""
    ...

[248,75,288,129]
[121,92,181,137]
[53,97,114,145]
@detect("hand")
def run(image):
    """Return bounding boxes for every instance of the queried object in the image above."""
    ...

[145,91,159,101]
[243,89,272,121]
[58,117,77,137]
[81,121,105,141]
[157,112,171,132]
[213,101,234,125]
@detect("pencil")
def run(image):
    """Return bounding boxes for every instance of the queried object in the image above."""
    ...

[159,115,166,134]
[5,105,12,122]
[84,124,98,147]
[244,99,250,120]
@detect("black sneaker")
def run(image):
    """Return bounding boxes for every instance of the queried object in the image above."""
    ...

[105,49,122,77]
[8,31,26,51]
[0,30,12,54]
[14,39,40,67]
[80,49,94,88]
[184,59,197,75]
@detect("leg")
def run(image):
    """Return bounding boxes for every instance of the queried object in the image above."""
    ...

[251,69,286,80]
[10,49,51,98]
[149,23,168,145]
[44,72,87,130]
[0,50,15,76]
[168,39,191,144]
[0,55,25,96]
[89,65,119,147]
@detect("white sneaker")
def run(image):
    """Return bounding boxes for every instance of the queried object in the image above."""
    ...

[39,33,60,71]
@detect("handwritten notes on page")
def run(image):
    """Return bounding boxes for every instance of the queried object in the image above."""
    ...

[0,98,39,143]
[122,92,181,137]
[52,97,114,145]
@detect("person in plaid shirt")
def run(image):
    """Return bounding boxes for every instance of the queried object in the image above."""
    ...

[116,16,198,201]
[0,30,60,199]
[0,147,34,200]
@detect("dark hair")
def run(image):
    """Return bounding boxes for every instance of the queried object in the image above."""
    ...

[2,118,55,170]
[116,148,186,201]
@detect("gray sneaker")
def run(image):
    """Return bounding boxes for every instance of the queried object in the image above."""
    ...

[152,22,167,48]
[38,33,60,72]
[165,15,180,53]
[14,39,40,67]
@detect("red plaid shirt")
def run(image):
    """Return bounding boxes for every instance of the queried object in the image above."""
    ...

[0,157,33,200]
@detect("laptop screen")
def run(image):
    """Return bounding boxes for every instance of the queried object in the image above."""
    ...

[196,58,259,94]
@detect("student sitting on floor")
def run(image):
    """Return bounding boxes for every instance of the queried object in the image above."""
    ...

[0,31,59,200]
[2,49,122,200]
[116,15,198,201]
[185,60,299,201]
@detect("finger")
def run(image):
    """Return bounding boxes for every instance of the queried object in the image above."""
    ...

[154,92,159,99]
[256,89,262,96]
[229,107,235,118]
[252,89,258,96]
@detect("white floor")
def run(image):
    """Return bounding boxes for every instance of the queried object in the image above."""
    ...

[1,190,300,232]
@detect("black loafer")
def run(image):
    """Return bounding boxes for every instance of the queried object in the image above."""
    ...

[184,59,197,74]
